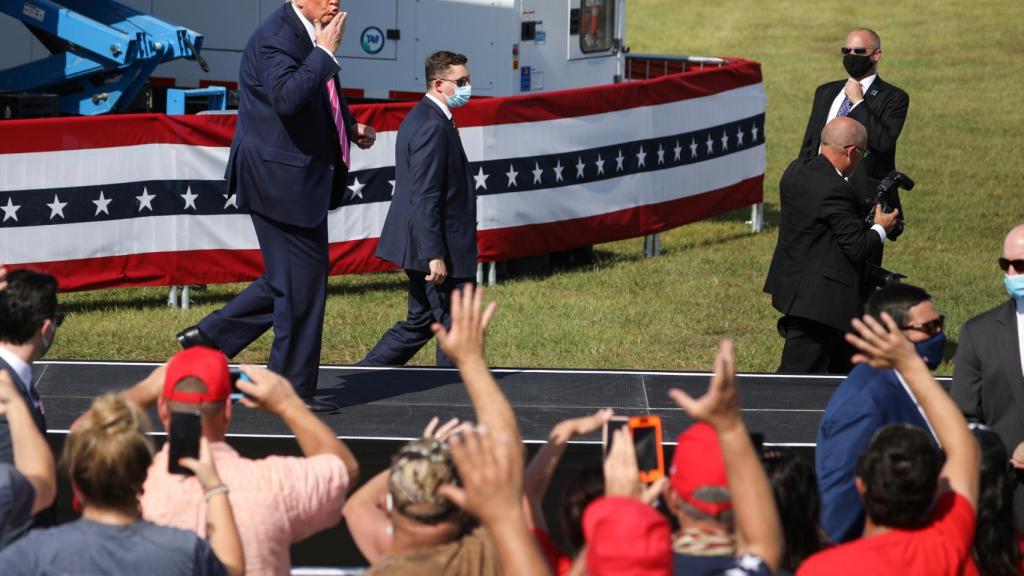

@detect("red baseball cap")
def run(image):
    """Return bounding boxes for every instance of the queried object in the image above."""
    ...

[163,346,231,404]
[670,422,732,518]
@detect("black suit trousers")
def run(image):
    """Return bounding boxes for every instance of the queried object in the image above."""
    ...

[362,271,474,367]
[778,316,854,374]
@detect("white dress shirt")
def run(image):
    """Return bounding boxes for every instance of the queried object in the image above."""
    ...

[1016,297,1024,380]
[0,346,33,402]
[425,93,453,120]
[894,370,939,446]
[826,74,876,123]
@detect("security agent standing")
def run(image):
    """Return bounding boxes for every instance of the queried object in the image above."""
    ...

[361,51,477,367]
[176,0,376,411]
[799,28,910,235]
[764,117,900,374]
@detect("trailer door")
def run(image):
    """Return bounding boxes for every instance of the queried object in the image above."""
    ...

[338,0,399,61]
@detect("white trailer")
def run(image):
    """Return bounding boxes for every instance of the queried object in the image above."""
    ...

[0,0,626,99]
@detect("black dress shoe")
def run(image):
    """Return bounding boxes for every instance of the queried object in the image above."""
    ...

[302,397,340,415]
[176,326,219,350]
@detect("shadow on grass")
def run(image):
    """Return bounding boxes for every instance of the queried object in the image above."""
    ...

[60,277,407,314]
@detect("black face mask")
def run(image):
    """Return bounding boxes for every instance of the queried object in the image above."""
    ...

[843,54,874,78]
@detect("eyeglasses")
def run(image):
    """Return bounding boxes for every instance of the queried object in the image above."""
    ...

[53,310,65,328]
[900,315,945,336]
[999,257,1024,273]
[841,46,876,56]
[845,144,870,158]
[438,76,471,88]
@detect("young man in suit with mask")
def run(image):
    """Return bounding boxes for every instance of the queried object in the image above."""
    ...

[816,283,947,543]
[799,28,910,238]
[362,51,477,367]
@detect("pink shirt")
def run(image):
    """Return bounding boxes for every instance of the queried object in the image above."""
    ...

[141,442,349,576]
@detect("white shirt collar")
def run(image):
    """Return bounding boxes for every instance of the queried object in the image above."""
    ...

[856,74,877,93]
[894,370,940,445]
[290,2,317,44]
[0,346,32,393]
[425,93,453,120]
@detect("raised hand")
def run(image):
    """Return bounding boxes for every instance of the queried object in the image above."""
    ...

[236,365,302,416]
[845,312,917,370]
[422,416,472,442]
[178,437,224,491]
[314,11,347,53]
[433,284,497,365]
[438,426,521,525]
[549,408,613,443]
[668,340,742,432]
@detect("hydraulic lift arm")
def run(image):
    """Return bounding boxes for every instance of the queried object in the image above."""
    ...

[0,0,206,115]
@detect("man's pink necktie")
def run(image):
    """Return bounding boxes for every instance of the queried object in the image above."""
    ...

[326,78,350,168]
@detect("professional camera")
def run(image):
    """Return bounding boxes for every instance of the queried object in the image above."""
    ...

[863,170,915,237]
[862,170,915,289]
[865,263,906,288]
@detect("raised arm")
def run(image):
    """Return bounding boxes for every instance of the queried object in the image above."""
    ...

[846,313,980,507]
[179,437,245,576]
[237,366,359,486]
[433,285,518,446]
[440,427,551,576]
[669,340,783,573]
[0,370,55,514]
[524,409,612,530]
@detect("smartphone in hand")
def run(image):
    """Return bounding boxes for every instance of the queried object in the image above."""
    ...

[601,415,665,482]
[168,411,201,476]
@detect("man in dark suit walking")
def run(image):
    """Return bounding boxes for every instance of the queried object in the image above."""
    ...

[951,223,1024,529]
[764,117,899,373]
[799,28,910,229]
[362,51,477,367]
[177,0,376,408]
[817,283,947,543]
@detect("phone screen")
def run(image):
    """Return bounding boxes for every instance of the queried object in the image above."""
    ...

[168,411,201,476]
[633,425,659,473]
[603,417,629,457]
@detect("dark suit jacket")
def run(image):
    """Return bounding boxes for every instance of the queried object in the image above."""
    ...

[0,357,45,465]
[376,97,477,278]
[798,77,910,223]
[951,299,1024,527]
[226,4,354,228]
[816,364,932,543]
[763,155,883,331]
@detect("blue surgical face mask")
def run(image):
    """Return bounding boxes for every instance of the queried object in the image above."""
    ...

[447,84,471,109]
[1005,274,1024,301]
[914,332,947,371]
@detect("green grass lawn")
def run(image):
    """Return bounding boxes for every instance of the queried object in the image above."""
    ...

[50,0,1024,374]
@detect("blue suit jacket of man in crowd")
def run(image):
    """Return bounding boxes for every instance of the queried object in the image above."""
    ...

[815,363,932,543]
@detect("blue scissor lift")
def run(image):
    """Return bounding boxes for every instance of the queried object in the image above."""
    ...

[0,0,207,115]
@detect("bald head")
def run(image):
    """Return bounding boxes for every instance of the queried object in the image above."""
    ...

[821,117,867,152]
[1005,224,1024,262]
[847,28,881,52]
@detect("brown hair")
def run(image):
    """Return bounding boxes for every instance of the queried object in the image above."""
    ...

[424,51,468,89]
[62,394,154,511]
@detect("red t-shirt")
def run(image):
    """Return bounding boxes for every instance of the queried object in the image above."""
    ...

[531,527,573,576]
[798,492,976,576]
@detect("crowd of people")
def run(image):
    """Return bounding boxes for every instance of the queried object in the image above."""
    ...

[1,1,1022,573]
[1,218,1023,575]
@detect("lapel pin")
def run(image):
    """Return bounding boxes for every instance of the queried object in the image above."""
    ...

[870,89,878,96]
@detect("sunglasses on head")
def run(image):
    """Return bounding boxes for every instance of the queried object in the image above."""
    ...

[900,315,945,335]
[999,257,1024,273]
[841,46,874,56]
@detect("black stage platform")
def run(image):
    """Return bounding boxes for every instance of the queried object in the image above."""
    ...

[32,361,951,569]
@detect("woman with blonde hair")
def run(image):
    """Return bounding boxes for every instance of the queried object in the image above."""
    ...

[0,394,244,576]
